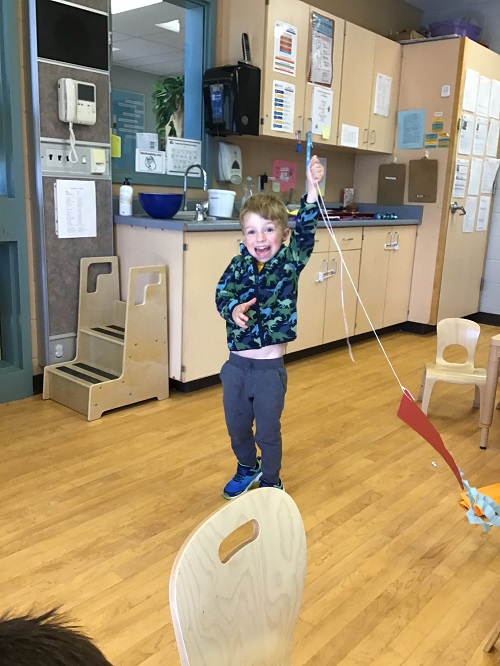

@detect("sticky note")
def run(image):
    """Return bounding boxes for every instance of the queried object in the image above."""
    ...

[272,181,281,193]
[322,126,330,140]
[111,133,121,158]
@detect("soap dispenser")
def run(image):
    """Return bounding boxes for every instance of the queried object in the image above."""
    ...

[119,178,133,216]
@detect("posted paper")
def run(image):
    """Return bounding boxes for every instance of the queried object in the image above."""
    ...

[273,21,298,77]
[489,79,500,119]
[135,149,165,174]
[165,138,202,176]
[473,117,488,157]
[486,119,500,158]
[463,195,477,233]
[397,109,425,149]
[309,13,333,85]
[481,158,500,194]
[311,86,333,135]
[468,158,483,196]
[374,73,392,117]
[477,196,491,231]
[458,113,475,155]
[55,179,96,239]
[476,75,492,117]
[272,80,295,133]
[463,68,480,113]
[452,158,469,198]
[340,124,359,148]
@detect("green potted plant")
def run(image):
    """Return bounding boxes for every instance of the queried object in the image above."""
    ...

[152,75,184,140]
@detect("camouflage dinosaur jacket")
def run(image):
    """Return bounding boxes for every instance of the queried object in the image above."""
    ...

[215,196,319,351]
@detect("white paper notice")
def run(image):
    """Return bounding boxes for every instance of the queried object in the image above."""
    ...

[165,138,202,176]
[473,117,488,157]
[452,158,469,198]
[271,80,295,133]
[374,73,392,117]
[458,113,475,155]
[481,158,500,194]
[486,119,500,158]
[311,86,333,135]
[468,158,483,196]
[273,21,298,77]
[476,75,492,117]
[463,195,477,233]
[55,180,96,239]
[463,68,480,113]
[309,13,333,85]
[489,79,500,120]
[135,149,165,174]
[477,195,491,231]
[340,124,359,148]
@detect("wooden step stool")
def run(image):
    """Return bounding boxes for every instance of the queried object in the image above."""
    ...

[43,257,169,420]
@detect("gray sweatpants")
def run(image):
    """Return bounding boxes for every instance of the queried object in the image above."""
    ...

[220,353,288,485]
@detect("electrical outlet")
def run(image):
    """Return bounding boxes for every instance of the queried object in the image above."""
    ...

[49,334,76,364]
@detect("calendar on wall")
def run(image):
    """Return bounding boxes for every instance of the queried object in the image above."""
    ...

[165,138,202,176]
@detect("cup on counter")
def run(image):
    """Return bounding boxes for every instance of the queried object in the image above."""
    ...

[208,189,236,218]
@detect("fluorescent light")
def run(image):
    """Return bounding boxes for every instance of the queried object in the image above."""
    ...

[156,19,181,33]
[111,0,162,14]
[112,47,120,51]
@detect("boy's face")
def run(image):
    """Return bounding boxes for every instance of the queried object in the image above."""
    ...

[241,212,290,263]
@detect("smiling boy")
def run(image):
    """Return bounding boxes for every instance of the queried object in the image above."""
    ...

[215,156,324,498]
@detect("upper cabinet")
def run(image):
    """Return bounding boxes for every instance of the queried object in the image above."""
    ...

[338,24,401,153]
[260,1,344,147]
[260,0,310,140]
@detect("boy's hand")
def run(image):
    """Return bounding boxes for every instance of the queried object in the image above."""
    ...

[306,155,324,203]
[232,297,257,328]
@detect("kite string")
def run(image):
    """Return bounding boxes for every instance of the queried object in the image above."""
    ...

[314,181,405,393]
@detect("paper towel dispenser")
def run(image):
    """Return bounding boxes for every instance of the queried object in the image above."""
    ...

[203,64,260,137]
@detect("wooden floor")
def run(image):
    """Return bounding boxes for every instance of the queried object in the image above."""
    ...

[1,327,500,665]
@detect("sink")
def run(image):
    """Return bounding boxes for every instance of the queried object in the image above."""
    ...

[173,211,237,223]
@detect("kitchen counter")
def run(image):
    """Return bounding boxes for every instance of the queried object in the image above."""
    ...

[114,203,422,231]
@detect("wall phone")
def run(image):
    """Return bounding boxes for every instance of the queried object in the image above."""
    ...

[57,78,96,125]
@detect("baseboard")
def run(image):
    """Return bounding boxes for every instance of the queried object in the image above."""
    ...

[400,321,436,335]
[33,374,43,395]
[468,312,500,327]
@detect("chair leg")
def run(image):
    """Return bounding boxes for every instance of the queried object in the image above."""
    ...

[473,384,481,409]
[417,367,426,402]
[420,377,437,415]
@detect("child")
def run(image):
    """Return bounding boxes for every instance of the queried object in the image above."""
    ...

[215,156,324,499]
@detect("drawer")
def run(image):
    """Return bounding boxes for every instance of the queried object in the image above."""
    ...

[312,228,330,253]
[329,227,362,251]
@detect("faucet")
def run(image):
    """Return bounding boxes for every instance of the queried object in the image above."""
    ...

[183,163,208,211]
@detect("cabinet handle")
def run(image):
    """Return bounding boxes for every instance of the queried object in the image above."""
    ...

[341,237,354,242]
[384,231,393,250]
[393,231,399,249]
[370,130,376,145]
[363,128,369,144]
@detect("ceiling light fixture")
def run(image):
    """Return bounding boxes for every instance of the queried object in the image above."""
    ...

[156,19,181,33]
[110,0,163,15]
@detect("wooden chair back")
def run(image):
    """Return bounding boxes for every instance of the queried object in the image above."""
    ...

[435,318,481,372]
[169,488,307,666]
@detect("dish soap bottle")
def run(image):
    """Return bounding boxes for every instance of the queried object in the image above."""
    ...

[119,177,133,216]
[241,176,254,206]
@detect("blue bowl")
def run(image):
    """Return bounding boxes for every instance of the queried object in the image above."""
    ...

[138,192,183,219]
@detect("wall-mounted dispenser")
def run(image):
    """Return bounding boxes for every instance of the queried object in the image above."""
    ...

[217,142,242,184]
[202,63,261,137]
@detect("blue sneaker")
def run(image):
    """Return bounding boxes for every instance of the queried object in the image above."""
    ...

[223,457,262,499]
[259,478,285,491]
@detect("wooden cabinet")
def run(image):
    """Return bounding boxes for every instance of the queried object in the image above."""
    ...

[260,1,345,147]
[182,231,242,382]
[260,0,310,140]
[289,228,362,352]
[338,23,401,153]
[355,226,416,335]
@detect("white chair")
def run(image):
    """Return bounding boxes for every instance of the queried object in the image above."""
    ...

[169,488,307,666]
[418,318,486,418]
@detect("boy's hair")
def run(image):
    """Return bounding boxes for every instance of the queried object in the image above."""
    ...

[0,609,112,665]
[239,193,289,231]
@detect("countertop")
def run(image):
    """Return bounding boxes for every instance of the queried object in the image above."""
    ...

[114,203,423,232]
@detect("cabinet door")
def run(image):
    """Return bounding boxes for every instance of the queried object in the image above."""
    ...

[303,8,344,148]
[355,226,391,334]
[287,252,328,353]
[323,249,361,342]
[337,22,376,149]
[182,231,242,382]
[368,36,401,154]
[383,226,416,327]
[260,0,310,139]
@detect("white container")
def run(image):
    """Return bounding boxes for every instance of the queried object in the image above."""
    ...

[119,178,133,216]
[208,189,236,218]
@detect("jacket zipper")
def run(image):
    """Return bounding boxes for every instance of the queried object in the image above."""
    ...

[253,260,265,345]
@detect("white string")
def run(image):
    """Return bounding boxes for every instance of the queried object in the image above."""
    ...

[314,181,404,393]
[68,122,79,163]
